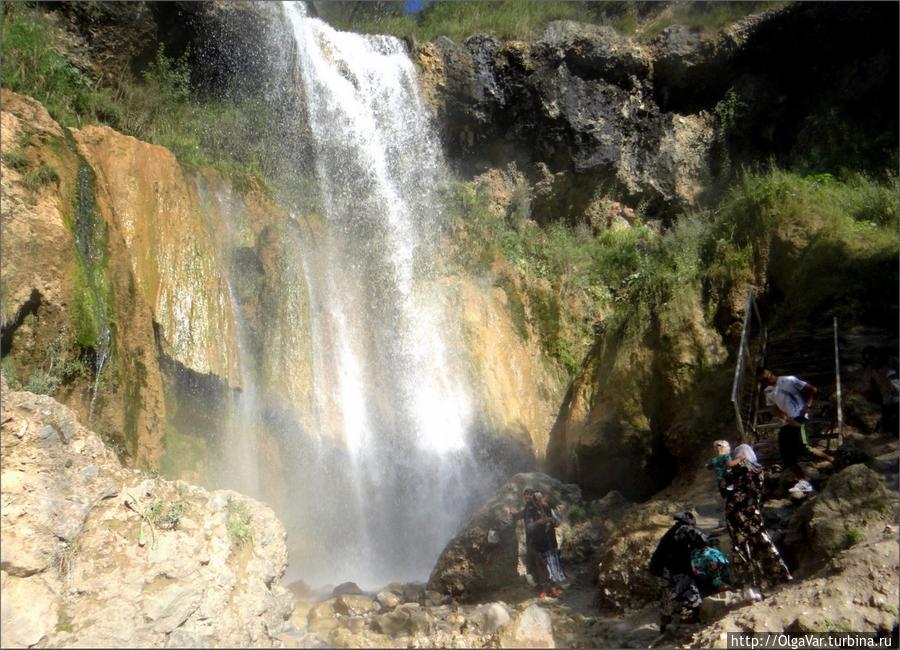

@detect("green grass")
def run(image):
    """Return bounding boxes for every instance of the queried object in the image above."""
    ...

[21,162,59,194]
[324,1,602,41]
[637,1,786,40]
[1,4,271,192]
[703,168,899,328]
[0,4,122,128]
[324,0,785,42]
[2,149,30,171]
[445,167,898,374]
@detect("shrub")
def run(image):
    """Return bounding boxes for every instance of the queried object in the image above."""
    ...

[23,369,62,395]
[0,4,121,128]
[567,503,587,524]
[226,496,254,547]
[144,499,186,531]
[2,149,30,171]
[22,163,59,194]
[845,526,864,547]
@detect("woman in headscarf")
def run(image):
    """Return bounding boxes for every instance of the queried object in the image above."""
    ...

[649,511,710,631]
[525,491,566,598]
[709,440,792,597]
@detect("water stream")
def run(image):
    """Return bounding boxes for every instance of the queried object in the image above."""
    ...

[272,2,480,587]
[189,3,495,590]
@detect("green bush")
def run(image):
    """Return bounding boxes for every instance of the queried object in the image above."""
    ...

[22,162,59,194]
[845,526,864,547]
[1,4,270,191]
[226,496,254,548]
[0,4,121,128]
[2,149,30,171]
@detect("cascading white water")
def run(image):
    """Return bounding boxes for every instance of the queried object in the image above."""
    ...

[275,1,481,587]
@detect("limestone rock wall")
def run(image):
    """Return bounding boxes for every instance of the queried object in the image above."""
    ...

[73,126,242,387]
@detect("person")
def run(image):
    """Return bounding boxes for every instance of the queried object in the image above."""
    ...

[861,346,899,434]
[709,440,792,598]
[707,440,756,498]
[520,488,540,584]
[525,491,566,598]
[757,368,833,488]
[649,511,712,631]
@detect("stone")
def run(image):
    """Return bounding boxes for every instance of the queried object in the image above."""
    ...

[401,582,425,604]
[0,575,58,648]
[308,599,337,621]
[332,581,364,597]
[428,472,581,600]
[0,385,292,648]
[785,464,897,575]
[498,604,555,648]
[471,602,512,634]
[376,590,401,609]
[334,594,379,617]
[699,592,743,622]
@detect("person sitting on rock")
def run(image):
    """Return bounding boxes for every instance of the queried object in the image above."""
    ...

[712,440,792,600]
[525,491,565,598]
[757,367,833,489]
[649,511,709,631]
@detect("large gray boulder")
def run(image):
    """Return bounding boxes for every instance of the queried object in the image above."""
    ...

[0,385,292,648]
[784,463,898,576]
[427,472,581,600]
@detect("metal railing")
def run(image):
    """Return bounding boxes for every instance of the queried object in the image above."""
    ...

[730,287,765,439]
[833,316,844,447]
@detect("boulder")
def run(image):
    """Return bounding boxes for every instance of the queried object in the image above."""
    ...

[0,386,292,648]
[785,464,897,575]
[375,590,401,609]
[401,582,425,604]
[498,604,555,648]
[334,594,379,617]
[332,581,364,597]
[471,602,512,634]
[371,604,434,637]
[427,472,581,600]
[307,599,337,622]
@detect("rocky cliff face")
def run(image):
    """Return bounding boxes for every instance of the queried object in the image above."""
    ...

[415,3,897,220]
[1,84,566,476]
[0,377,293,648]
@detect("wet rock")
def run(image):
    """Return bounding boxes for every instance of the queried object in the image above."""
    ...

[428,472,581,600]
[471,602,512,634]
[334,594,379,617]
[332,581,364,597]
[371,603,434,637]
[498,604,555,648]
[308,599,337,621]
[376,590,401,609]
[401,582,426,604]
[541,21,651,89]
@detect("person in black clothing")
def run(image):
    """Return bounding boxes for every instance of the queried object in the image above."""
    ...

[649,511,711,631]
[525,491,566,598]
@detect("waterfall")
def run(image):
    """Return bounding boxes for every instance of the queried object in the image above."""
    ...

[263,2,481,588]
